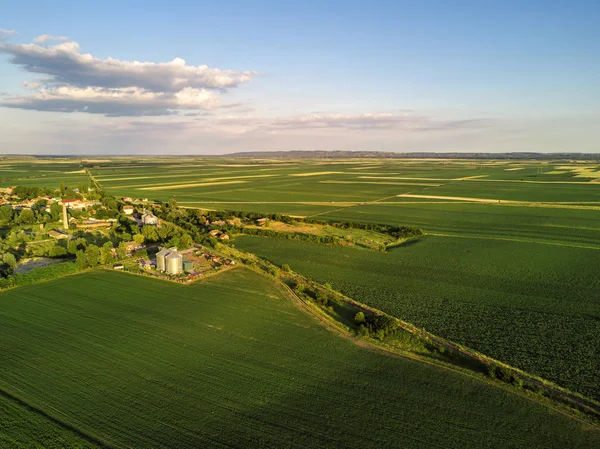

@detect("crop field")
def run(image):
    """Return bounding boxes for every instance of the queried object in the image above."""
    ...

[1,269,598,448]
[316,202,600,247]
[0,393,96,448]
[87,158,600,218]
[0,160,91,189]
[234,235,600,401]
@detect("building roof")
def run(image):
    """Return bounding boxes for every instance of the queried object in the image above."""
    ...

[156,248,170,257]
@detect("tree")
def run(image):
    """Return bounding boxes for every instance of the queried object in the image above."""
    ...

[133,233,145,244]
[117,241,128,259]
[141,225,158,242]
[2,253,17,270]
[75,250,88,269]
[354,311,366,325]
[281,263,291,272]
[85,244,101,266]
[0,206,14,223]
[100,242,115,265]
[179,233,193,249]
[16,209,35,225]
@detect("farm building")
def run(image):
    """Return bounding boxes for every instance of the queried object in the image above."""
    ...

[183,259,194,272]
[142,211,158,226]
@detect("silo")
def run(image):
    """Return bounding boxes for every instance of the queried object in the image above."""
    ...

[165,252,183,275]
[156,248,170,271]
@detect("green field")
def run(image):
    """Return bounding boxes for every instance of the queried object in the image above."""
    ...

[0,160,91,189]
[1,269,597,448]
[87,159,600,218]
[0,393,97,448]
[234,235,600,401]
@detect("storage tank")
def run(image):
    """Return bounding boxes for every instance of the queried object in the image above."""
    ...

[156,248,170,271]
[165,252,183,275]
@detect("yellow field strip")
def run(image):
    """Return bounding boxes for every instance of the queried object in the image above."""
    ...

[454,175,490,180]
[320,181,442,186]
[290,171,345,177]
[361,175,600,185]
[360,176,455,181]
[428,233,600,251]
[139,180,248,191]
[504,167,525,171]
[389,198,600,211]
[110,174,279,189]
[179,201,359,207]
[397,194,517,203]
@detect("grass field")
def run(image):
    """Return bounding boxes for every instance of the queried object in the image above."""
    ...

[234,235,600,401]
[1,269,598,448]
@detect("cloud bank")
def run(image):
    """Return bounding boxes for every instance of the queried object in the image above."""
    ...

[0,38,256,116]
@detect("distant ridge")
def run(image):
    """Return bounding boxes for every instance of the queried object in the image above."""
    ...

[226,150,600,160]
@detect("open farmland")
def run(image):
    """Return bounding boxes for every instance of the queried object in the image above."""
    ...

[87,158,600,212]
[0,160,91,189]
[1,269,598,448]
[0,393,97,448]
[234,235,600,401]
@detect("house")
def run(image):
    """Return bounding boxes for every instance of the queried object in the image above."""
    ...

[122,197,133,203]
[124,241,144,255]
[256,218,269,226]
[209,229,221,237]
[142,211,158,226]
[219,233,230,240]
[123,205,134,215]
[48,230,69,240]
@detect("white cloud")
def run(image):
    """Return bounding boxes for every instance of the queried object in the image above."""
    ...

[33,34,69,44]
[0,40,256,92]
[2,86,220,116]
[0,28,17,40]
[209,112,489,134]
[0,37,256,116]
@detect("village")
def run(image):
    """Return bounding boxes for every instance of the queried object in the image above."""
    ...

[0,185,239,287]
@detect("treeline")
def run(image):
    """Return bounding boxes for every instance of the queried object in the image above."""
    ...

[236,227,344,245]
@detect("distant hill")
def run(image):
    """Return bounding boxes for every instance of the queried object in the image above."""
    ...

[226,150,600,160]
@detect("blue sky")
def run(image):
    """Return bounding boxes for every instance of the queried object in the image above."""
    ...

[0,0,598,154]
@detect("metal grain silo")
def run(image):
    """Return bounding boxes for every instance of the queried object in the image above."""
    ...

[156,248,170,271]
[165,251,183,275]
